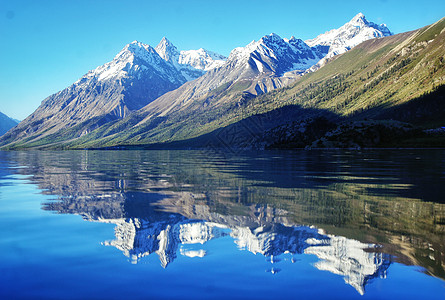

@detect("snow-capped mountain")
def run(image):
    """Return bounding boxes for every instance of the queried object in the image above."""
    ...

[155,37,227,81]
[179,48,226,71]
[227,33,325,77]
[85,40,185,84]
[133,32,327,119]
[305,13,393,71]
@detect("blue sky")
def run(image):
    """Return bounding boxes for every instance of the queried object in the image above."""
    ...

[1,0,444,120]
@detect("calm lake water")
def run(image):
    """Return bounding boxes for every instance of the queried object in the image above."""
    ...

[0,149,444,299]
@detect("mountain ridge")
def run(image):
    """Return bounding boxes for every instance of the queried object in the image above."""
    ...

[62,16,443,150]
[154,37,227,81]
[4,13,434,150]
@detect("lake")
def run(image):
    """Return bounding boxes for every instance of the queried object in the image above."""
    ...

[0,149,444,299]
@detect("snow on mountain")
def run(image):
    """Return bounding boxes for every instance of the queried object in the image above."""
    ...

[155,37,227,81]
[154,37,179,63]
[132,33,328,118]
[227,33,325,75]
[80,13,388,89]
[128,33,334,126]
[74,36,227,91]
[82,40,184,84]
[179,48,226,71]
[305,13,393,71]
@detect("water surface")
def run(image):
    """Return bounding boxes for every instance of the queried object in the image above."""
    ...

[0,150,444,299]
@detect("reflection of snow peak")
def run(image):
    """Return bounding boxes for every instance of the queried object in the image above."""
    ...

[305,235,389,295]
[180,248,207,258]
[180,222,225,244]
[102,217,390,294]
[231,225,323,256]
[103,218,226,267]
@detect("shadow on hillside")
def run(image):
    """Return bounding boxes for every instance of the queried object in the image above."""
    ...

[353,85,445,127]
[139,104,342,151]
[94,85,445,151]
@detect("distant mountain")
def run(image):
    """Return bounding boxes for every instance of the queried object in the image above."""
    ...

[306,13,393,71]
[0,112,18,136]
[227,33,326,78]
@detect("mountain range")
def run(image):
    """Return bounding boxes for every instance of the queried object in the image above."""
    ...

[1,13,444,149]
[0,38,226,147]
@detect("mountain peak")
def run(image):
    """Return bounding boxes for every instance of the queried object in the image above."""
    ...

[257,33,289,52]
[347,13,392,36]
[268,32,281,38]
[348,12,369,27]
[352,12,365,20]
[303,13,393,72]
[306,13,392,48]
[114,41,153,61]
[261,32,283,43]
[155,37,179,62]
[114,41,160,66]
[158,37,174,48]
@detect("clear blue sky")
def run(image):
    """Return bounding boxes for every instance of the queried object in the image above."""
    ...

[1,0,444,120]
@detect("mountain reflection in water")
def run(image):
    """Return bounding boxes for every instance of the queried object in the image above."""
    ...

[5,149,445,296]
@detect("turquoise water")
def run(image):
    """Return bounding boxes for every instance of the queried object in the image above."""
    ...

[0,150,444,299]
